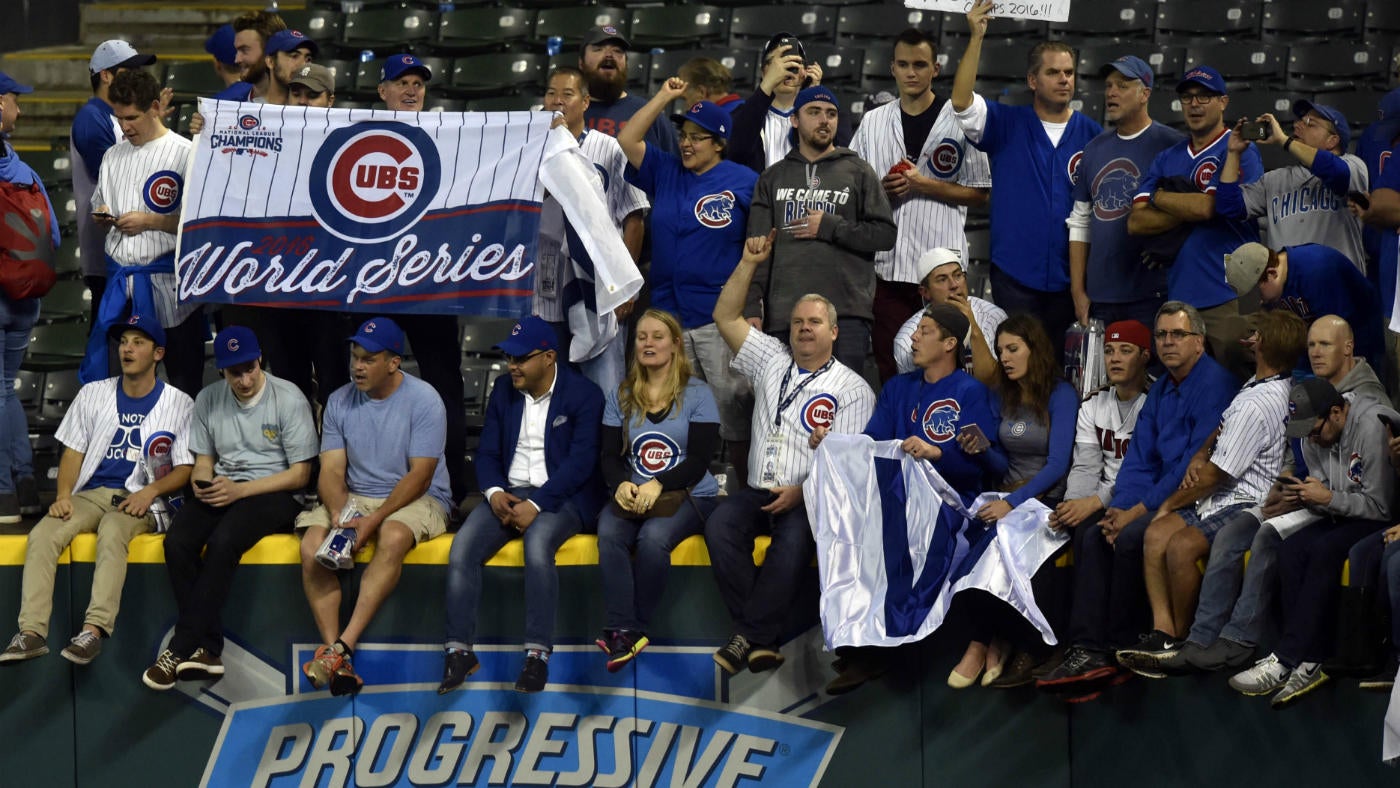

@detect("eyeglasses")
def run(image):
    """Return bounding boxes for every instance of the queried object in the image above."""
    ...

[506,351,544,366]
[1152,329,1202,341]
[678,132,714,144]
[1296,115,1336,134]
[1177,93,1220,106]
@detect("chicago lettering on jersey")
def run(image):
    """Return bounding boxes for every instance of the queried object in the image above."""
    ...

[1269,184,1346,224]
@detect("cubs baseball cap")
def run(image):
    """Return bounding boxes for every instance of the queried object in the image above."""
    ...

[348,317,406,356]
[1224,241,1272,297]
[214,326,262,370]
[762,32,806,62]
[1177,65,1227,95]
[381,53,432,83]
[581,24,629,52]
[266,29,320,58]
[1291,99,1351,152]
[0,72,33,96]
[671,101,731,140]
[494,315,558,357]
[204,24,237,66]
[108,313,166,347]
[90,40,157,75]
[289,63,335,94]
[915,248,964,283]
[1099,55,1153,89]
[1284,377,1345,439]
[923,303,970,350]
[794,85,840,113]
[1105,320,1151,350]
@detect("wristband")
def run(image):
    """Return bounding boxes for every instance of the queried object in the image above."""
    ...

[1283,137,1294,153]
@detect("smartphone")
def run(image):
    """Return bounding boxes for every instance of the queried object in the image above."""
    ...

[1276,474,1300,486]
[91,211,115,220]
[1349,191,1371,211]
[193,479,213,489]
[959,423,990,452]
[110,494,127,507]
[1238,120,1271,141]
[1378,412,1400,432]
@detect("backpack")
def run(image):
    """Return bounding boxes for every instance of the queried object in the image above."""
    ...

[0,179,57,300]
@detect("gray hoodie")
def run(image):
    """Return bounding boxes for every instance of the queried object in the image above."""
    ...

[1335,357,1387,404]
[745,146,896,329]
[1301,396,1399,523]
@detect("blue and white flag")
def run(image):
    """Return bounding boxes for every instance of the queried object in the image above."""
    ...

[176,100,641,316]
[804,433,1068,650]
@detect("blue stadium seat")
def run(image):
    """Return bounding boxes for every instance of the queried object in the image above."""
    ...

[433,6,534,54]
[1260,0,1364,44]
[1050,0,1157,39]
[341,7,435,49]
[534,6,626,50]
[728,6,837,47]
[835,5,938,49]
[628,5,729,50]
[1154,1,1263,44]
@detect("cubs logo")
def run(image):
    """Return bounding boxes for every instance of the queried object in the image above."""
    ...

[239,114,260,130]
[142,171,183,214]
[1010,421,1027,437]
[1192,158,1219,192]
[1067,151,1084,185]
[926,139,963,178]
[1348,452,1364,485]
[309,122,442,244]
[694,190,736,228]
[226,337,241,353]
[800,394,838,434]
[144,431,177,479]
[366,321,382,334]
[1091,157,1141,221]
[921,398,961,443]
[1381,150,1391,175]
[632,432,680,476]
[1288,400,1297,416]
[262,425,281,442]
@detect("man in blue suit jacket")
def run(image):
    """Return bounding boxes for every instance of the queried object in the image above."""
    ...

[439,316,605,694]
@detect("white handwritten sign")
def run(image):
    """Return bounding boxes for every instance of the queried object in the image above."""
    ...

[904,1,1072,23]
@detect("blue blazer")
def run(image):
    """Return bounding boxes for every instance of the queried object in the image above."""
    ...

[477,363,605,519]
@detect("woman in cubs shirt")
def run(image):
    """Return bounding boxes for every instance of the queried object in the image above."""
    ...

[594,309,721,671]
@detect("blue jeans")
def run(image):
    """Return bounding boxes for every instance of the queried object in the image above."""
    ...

[444,488,582,651]
[1187,509,1263,645]
[598,495,716,631]
[1213,520,1283,647]
[0,294,39,494]
[703,486,815,646]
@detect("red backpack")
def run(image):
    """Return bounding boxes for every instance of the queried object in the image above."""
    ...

[0,179,57,300]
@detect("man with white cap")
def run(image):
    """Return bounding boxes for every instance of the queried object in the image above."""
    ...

[71,40,158,321]
[892,247,1005,382]
[1216,100,1368,270]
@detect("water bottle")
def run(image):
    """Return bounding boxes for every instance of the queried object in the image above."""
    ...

[439,1,455,11]
[316,505,363,570]
[547,36,563,57]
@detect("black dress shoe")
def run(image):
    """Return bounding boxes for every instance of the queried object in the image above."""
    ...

[437,649,480,694]
[515,653,549,693]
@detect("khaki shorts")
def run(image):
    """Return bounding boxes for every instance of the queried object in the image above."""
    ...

[295,492,447,545]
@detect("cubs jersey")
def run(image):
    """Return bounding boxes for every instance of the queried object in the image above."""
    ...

[851,98,992,281]
[92,130,196,327]
[862,367,1004,494]
[1063,384,1148,505]
[1197,375,1290,517]
[602,378,721,497]
[1218,153,1368,270]
[1134,128,1263,309]
[1273,243,1382,371]
[762,104,795,169]
[892,296,1007,375]
[55,377,194,496]
[732,329,875,488]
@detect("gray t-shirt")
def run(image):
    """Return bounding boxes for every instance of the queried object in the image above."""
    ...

[190,371,318,482]
[321,372,454,511]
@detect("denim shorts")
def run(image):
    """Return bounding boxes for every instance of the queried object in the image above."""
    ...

[1177,502,1252,543]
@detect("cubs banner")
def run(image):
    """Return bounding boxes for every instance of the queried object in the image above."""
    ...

[177,100,641,316]
[904,0,1071,23]
[804,434,1067,650]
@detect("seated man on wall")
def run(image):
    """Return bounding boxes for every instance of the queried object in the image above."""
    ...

[1,315,192,666]
[142,326,317,690]
[439,316,604,695]
[296,317,453,696]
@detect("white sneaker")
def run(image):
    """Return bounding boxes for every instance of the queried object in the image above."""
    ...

[1271,662,1329,708]
[1228,652,1289,696]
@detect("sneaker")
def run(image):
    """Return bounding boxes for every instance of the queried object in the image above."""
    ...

[330,654,364,696]
[0,493,18,525]
[713,634,751,675]
[1154,641,1206,675]
[595,630,618,656]
[302,644,345,690]
[177,648,225,681]
[747,644,785,672]
[16,476,41,516]
[438,648,480,694]
[515,653,549,693]
[1270,662,1329,709]
[605,631,649,673]
[1036,646,1117,688]
[61,630,102,665]
[143,649,184,690]
[1228,653,1290,696]
[1114,631,1180,679]
[1185,637,1255,672]
[0,631,48,663]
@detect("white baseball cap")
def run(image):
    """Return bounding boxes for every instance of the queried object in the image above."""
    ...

[90,40,157,75]
[915,247,963,283]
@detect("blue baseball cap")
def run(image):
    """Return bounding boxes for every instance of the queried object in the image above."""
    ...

[794,85,840,113]
[494,316,557,357]
[266,29,320,58]
[348,317,405,356]
[1177,65,1227,95]
[0,72,34,96]
[214,326,262,369]
[1100,55,1154,89]
[1292,99,1351,152]
[109,313,166,347]
[671,101,731,140]
[204,24,237,66]
[381,53,432,83]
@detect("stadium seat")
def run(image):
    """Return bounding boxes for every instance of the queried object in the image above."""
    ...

[647,48,757,92]
[448,53,548,96]
[37,368,82,430]
[341,7,435,49]
[1077,44,1186,86]
[939,12,1047,41]
[955,38,1034,87]
[36,279,89,325]
[423,96,467,113]
[355,59,388,95]
[1154,1,1263,44]
[1366,0,1400,46]
[1285,44,1389,92]
[628,5,728,49]
[14,369,42,423]
[464,95,541,112]
[434,6,534,54]
[319,59,359,94]
[1260,0,1364,44]
[1148,91,1186,129]
[1050,0,1157,39]
[277,8,343,43]
[534,6,626,50]
[43,185,77,234]
[21,322,88,372]
[858,44,895,91]
[728,6,837,47]
[1184,42,1287,91]
[173,102,197,137]
[835,5,937,49]
[1322,87,1391,131]
[461,316,518,355]
[1070,89,1105,126]
[25,148,71,188]
[163,62,226,98]
[53,239,81,280]
[1223,90,1313,127]
[802,43,863,87]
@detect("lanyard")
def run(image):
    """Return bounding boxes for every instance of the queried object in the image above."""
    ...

[774,357,834,428]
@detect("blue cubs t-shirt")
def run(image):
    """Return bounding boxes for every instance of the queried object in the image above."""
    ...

[86,381,163,490]
[603,378,721,497]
